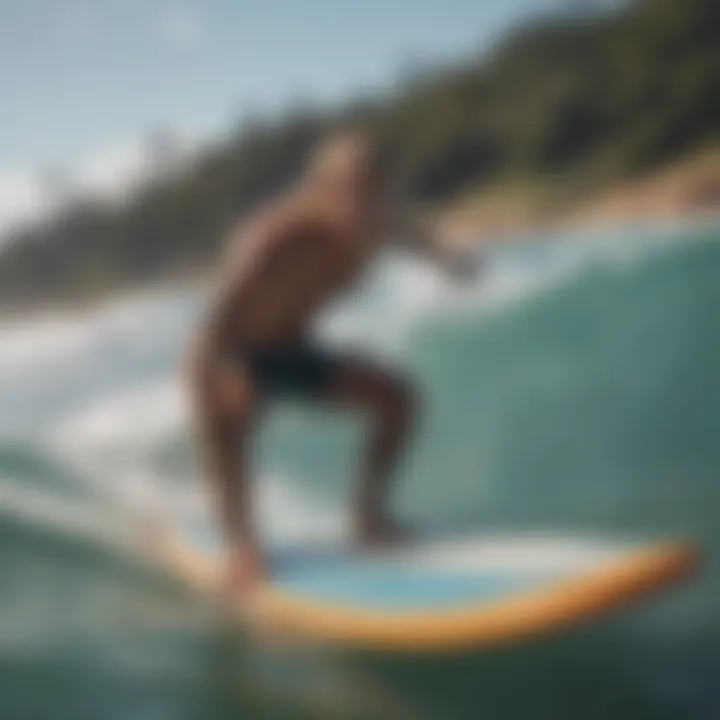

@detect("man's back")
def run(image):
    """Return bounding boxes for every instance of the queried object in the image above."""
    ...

[210,167,384,349]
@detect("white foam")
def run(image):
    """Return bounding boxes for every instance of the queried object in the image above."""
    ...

[52,378,185,451]
[378,534,633,574]
[0,287,189,376]
[0,477,134,551]
[318,245,588,354]
[49,376,344,546]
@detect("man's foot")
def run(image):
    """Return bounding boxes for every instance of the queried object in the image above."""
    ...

[224,545,265,599]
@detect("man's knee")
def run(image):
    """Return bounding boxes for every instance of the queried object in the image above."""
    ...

[372,375,418,427]
[189,352,254,420]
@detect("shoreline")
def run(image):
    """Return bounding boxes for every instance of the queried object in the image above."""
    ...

[438,149,720,246]
[3,212,719,325]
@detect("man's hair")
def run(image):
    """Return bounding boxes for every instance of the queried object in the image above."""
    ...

[307,126,393,189]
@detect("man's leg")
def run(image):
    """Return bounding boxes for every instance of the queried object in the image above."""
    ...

[189,354,264,589]
[323,357,418,544]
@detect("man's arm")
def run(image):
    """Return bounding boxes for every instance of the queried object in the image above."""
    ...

[390,206,480,282]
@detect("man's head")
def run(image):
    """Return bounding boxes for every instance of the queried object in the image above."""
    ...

[306,127,393,204]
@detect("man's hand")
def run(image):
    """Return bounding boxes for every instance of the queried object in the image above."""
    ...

[224,544,265,598]
[442,248,482,284]
[391,209,482,284]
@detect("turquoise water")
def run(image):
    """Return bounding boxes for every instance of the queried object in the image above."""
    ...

[1,220,720,719]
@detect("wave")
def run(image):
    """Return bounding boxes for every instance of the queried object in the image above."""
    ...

[1,218,718,577]
[2,217,720,720]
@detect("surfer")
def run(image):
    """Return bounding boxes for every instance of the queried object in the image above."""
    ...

[188,128,477,594]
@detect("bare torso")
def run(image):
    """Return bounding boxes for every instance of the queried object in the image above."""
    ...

[207,192,381,350]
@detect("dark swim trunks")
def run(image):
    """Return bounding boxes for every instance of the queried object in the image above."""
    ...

[237,342,340,398]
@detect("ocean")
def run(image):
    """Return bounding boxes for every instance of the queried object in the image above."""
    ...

[1,218,719,719]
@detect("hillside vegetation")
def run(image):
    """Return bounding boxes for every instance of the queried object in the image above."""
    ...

[1,0,718,307]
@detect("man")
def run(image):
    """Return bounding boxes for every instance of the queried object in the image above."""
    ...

[188,129,475,594]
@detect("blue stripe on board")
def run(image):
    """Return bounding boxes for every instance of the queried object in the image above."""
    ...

[273,563,557,610]
[180,523,565,610]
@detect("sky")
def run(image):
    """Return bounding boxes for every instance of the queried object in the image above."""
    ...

[0,0,574,234]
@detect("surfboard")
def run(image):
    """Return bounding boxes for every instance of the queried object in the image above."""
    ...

[148,523,700,652]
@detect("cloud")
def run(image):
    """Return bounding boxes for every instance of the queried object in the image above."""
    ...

[74,127,213,198]
[74,140,152,199]
[0,127,214,244]
[155,5,209,52]
[0,142,148,244]
[0,172,51,242]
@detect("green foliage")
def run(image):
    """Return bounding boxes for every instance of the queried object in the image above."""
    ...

[1,0,718,307]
